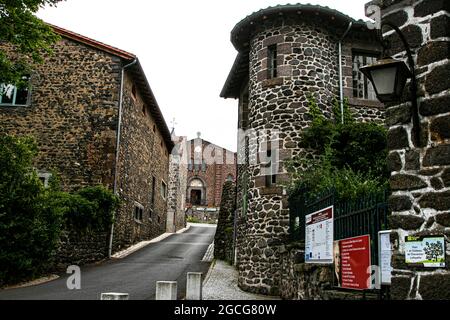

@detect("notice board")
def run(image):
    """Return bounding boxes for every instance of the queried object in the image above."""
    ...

[337,235,371,290]
[305,206,333,264]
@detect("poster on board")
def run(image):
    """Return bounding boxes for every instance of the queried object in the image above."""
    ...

[305,206,333,264]
[379,230,393,285]
[335,235,372,290]
[405,236,446,267]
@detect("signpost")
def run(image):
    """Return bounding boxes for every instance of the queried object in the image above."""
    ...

[337,235,371,290]
[405,236,446,267]
[305,206,333,264]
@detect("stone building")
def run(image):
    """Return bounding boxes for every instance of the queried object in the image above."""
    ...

[0,25,174,265]
[367,0,450,300]
[220,4,385,295]
[185,134,237,222]
[166,130,188,233]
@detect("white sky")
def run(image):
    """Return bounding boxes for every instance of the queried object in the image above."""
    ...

[37,0,370,152]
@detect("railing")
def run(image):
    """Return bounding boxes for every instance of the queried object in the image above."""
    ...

[289,188,389,264]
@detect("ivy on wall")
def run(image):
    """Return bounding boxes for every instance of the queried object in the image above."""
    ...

[286,95,389,200]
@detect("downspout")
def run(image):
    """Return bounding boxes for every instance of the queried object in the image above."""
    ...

[338,22,353,124]
[108,58,138,258]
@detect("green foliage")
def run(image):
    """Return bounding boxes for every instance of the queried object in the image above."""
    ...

[0,134,119,286]
[287,96,388,200]
[0,0,64,87]
[0,135,63,285]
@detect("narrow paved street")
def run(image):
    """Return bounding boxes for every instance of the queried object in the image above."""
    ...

[0,224,216,300]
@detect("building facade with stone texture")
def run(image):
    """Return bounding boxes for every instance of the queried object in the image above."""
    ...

[221,4,386,295]
[365,0,450,300]
[0,25,174,265]
[166,131,188,233]
[185,135,237,221]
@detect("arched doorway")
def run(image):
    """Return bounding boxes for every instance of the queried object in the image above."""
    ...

[188,178,206,206]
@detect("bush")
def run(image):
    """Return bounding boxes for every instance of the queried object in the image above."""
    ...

[287,96,388,200]
[0,135,63,285]
[0,135,119,286]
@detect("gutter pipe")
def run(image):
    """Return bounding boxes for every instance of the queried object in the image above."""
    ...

[108,58,138,258]
[338,22,353,124]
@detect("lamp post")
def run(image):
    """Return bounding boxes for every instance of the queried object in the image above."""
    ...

[359,22,421,147]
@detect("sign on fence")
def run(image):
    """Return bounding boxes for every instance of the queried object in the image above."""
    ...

[405,236,446,268]
[334,235,372,290]
[305,206,333,264]
[378,230,392,285]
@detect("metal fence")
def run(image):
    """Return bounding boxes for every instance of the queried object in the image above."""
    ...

[289,188,389,264]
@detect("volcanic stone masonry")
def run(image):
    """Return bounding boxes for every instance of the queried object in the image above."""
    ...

[222,4,384,296]
[0,27,174,266]
[367,0,450,300]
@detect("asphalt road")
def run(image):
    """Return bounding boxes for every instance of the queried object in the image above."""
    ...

[0,224,216,300]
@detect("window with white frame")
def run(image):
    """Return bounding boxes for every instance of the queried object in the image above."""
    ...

[0,77,30,106]
[37,172,52,188]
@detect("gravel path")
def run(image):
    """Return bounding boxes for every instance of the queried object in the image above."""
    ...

[202,260,280,300]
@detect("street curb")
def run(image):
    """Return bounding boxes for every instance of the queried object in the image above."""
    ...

[112,224,192,259]
[1,274,60,290]
[202,259,216,286]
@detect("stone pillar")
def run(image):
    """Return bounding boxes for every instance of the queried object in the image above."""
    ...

[100,293,129,300]
[156,281,177,300]
[366,0,450,300]
[186,272,203,300]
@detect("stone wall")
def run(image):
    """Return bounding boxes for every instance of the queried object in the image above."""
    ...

[112,72,171,252]
[167,134,188,232]
[0,34,172,264]
[0,38,121,191]
[0,37,121,266]
[366,0,450,300]
[214,181,236,262]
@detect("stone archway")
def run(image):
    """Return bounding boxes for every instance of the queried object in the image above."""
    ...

[187,177,207,206]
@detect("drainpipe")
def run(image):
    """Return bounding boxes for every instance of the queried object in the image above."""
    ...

[108,58,138,258]
[338,22,353,124]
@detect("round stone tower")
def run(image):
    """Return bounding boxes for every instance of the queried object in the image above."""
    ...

[222,4,380,295]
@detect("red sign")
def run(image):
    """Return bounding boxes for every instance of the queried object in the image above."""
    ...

[338,235,371,290]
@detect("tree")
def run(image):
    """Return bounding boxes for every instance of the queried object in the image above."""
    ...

[0,0,64,89]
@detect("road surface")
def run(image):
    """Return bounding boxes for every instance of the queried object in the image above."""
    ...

[0,224,216,300]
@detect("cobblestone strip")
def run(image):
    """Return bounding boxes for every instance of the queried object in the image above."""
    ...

[202,260,280,300]
[202,243,214,262]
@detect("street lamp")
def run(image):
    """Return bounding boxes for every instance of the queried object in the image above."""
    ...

[359,57,412,103]
[359,22,421,146]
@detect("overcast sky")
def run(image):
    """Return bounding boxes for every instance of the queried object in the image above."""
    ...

[37,0,370,152]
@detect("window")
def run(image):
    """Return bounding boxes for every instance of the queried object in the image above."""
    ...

[161,181,167,199]
[0,78,30,106]
[353,53,378,100]
[131,85,137,100]
[151,176,156,206]
[134,203,144,222]
[37,172,52,188]
[267,45,278,79]
[188,159,193,171]
[263,148,277,187]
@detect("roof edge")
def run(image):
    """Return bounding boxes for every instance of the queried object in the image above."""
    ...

[49,23,136,60]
